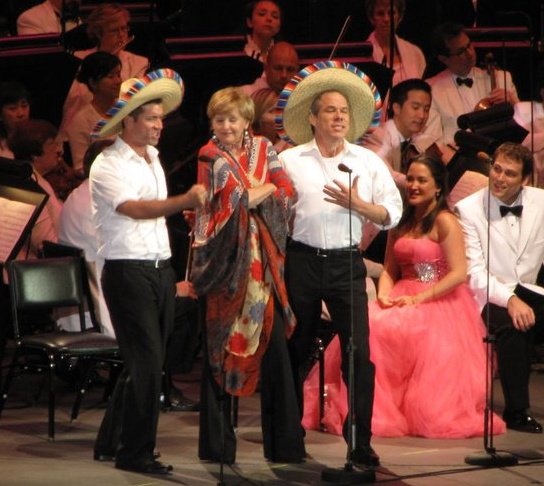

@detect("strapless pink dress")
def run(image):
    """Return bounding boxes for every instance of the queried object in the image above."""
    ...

[303,237,505,438]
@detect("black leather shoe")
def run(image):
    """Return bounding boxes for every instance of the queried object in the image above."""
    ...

[168,395,200,412]
[351,446,380,468]
[115,459,173,475]
[504,412,543,434]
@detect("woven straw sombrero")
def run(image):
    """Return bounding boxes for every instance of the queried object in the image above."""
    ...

[93,68,184,138]
[275,60,382,145]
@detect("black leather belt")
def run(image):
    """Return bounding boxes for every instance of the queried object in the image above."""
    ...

[105,258,171,269]
[288,239,359,258]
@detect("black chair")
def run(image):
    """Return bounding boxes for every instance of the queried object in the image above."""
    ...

[41,240,99,328]
[0,256,120,440]
[41,240,123,419]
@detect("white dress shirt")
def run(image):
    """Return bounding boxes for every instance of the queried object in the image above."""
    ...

[367,32,426,86]
[362,119,408,187]
[64,103,101,172]
[90,136,171,260]
[239,75,269,96]
[279,139,402,249]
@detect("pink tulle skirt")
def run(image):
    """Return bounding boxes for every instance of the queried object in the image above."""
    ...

[303,281,505,438]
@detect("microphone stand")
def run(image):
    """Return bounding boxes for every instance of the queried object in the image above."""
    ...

[321,164,375,484]
[464,165,518,468]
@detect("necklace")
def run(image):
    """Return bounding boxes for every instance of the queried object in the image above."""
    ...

[212,134,257,187]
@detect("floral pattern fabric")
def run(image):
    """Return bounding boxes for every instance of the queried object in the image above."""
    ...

[191,136,295,396]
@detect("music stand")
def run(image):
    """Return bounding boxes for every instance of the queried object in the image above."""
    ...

[0,182,48,266]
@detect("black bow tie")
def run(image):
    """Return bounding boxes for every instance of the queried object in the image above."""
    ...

[499,205,523,217]
[456,77,474,88]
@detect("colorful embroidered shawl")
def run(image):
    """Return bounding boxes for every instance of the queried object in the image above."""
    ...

[191,136,296,396]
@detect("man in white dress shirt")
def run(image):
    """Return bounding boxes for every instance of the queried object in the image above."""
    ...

[455,142,543,434]
[277,62,402,469]
[363,78,432,189]
[17,0,80,35]
[422,22,519,147]
[90,69,205,474]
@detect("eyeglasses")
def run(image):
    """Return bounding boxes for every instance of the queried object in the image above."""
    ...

[448,41,473,58]
[105,25,129,35]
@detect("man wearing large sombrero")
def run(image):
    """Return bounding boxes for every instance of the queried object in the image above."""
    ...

[90,69,205,475]
[277,61,402,469]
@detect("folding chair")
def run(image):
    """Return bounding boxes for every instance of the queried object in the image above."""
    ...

[0,257,120,440]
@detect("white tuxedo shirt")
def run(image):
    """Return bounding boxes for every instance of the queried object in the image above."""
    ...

[17,0,78,35]
[455,185,544,310]
[423,66,518,146]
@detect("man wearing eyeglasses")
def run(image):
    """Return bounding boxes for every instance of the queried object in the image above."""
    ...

[420,22,519,148]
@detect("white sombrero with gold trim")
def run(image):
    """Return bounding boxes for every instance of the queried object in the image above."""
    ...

[93,68,184,138]
[275,60,382,145]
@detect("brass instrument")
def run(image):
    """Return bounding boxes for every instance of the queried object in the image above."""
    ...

[475,52,497,111]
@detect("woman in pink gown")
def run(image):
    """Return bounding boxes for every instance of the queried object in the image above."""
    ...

[303,156,505,438]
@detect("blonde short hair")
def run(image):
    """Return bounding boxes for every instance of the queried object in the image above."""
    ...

[207,87,254,124]
[86,3,130,45]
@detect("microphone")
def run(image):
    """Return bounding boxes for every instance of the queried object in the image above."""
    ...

[337,162,352,174]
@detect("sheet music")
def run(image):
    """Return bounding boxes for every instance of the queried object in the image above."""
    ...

[0,197,35,262]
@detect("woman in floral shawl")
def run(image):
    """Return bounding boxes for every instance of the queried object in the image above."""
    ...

[191,87,305,464]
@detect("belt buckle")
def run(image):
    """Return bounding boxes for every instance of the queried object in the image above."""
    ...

[316,248,328,258]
